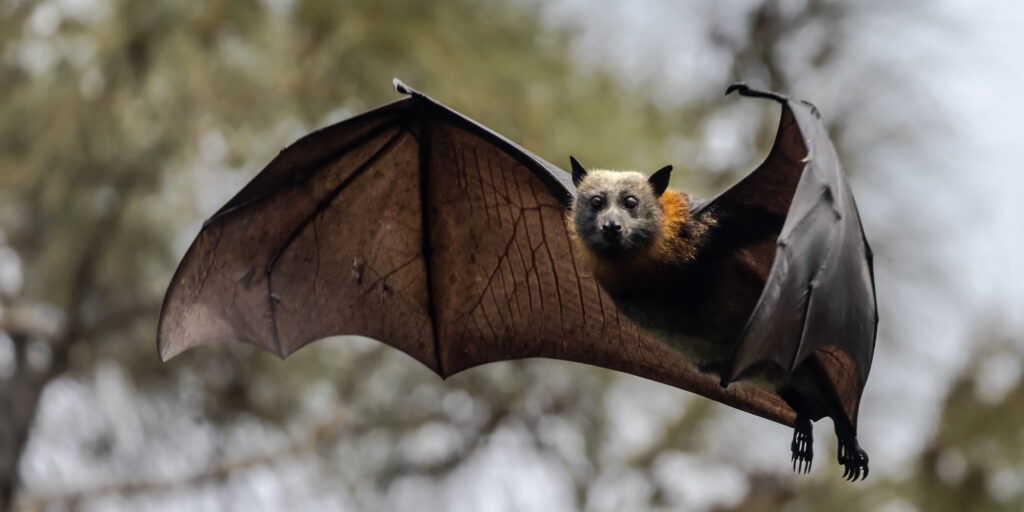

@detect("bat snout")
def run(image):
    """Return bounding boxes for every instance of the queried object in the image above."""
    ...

[601,221,623,240]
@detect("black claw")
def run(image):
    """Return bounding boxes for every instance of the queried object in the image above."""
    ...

[725,83,748,96]
[836,433,869,482]
[393,78,410,94]
[789,416,814,475]
[724,82,789,104]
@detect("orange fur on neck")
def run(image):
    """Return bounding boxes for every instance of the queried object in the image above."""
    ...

[649,189,694,264]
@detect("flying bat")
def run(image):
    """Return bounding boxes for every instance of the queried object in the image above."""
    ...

[158,79,877,480]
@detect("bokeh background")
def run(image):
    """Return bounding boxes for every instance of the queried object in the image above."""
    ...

[2,0,1023,510]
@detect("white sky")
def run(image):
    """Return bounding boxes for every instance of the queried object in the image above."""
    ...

[536,0,1024,481]
[9,0,1024,509]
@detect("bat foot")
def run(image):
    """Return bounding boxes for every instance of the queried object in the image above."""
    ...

[836,432,869,481]
[790,415,813,474]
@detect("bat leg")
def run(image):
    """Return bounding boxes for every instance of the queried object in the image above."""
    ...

[790,414,814,474]
[835,421,869,481]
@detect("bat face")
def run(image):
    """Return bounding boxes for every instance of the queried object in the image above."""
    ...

[572,170,664,256]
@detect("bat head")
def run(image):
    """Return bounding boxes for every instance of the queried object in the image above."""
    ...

[569,156,673,257]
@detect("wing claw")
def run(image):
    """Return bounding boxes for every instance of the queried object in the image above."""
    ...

[725,82,789,104]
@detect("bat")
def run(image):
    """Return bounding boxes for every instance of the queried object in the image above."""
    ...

[158,79,877,480]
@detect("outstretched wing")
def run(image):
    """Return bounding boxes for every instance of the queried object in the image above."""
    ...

[158,79,797,426]
[700,85,877,426]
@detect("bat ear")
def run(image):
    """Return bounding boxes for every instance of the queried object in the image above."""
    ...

[570,156,588,187]
[648,165,672,197]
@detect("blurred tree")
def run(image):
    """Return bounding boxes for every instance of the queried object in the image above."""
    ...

[0,0,992,510]
[0,1,730,509]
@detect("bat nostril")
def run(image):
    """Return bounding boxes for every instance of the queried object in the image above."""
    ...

[602,222,622,233]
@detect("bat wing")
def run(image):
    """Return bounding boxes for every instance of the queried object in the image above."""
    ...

[158,79,797,426]
[698,85,877,426]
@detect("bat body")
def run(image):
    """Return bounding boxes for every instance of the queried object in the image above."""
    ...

[158,80,877,480]
[569,151,870,477]
[569,167,767,376]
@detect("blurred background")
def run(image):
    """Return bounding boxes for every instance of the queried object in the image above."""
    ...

[1,0,1023,510]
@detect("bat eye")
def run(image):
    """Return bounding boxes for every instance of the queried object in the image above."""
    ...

[589,196,604,209]
[624,196,639,209]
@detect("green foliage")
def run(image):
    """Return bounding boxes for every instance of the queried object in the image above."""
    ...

[0,0,709,367]
[3,0,1011,510]
[1,1,737,509]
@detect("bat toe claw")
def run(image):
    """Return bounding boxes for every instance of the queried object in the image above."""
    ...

[836,432,869,482]
[789,416,814,474]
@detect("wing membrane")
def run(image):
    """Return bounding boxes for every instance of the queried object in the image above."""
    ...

[707,87,876,427]
[158,82,798,426]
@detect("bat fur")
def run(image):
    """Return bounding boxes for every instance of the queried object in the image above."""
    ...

[568,159,868,478]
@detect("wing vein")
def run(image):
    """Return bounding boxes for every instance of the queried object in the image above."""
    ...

[562,217,588,327]
[264,124,409,357]
[417,117,446,377]
[212,115,406,221]
[536,214,565,334]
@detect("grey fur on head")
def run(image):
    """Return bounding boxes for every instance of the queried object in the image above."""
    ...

[571,165,671,256]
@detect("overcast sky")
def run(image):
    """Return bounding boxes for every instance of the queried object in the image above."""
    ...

[9,0,1024,509]
[534,0,1024,477]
